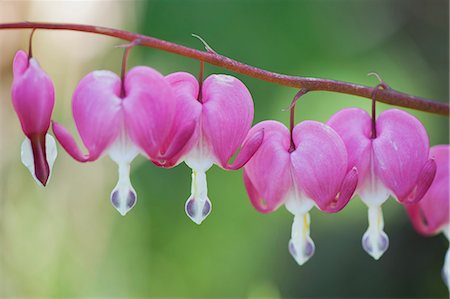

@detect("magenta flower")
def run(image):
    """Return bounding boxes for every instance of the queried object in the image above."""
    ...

[11,50,57,187]
[243,120,358,265]
[53,67,179,215]
[404,145,449,288]
[328,108,436,260]
[154,72,263,224]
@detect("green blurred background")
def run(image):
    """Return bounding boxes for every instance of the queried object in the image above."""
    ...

[0,0,448,298]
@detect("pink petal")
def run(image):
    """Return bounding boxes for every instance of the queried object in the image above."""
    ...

[11,50,55,136]
[122,66,176,159]
[243,121,292,213]
[53,70,122,162]
[201,75,254,168]
[291,121,352,211]
[224,128,264,170]
[403,159,437,204]
[322,167,358,213]
[12,50,28,76]
[327,108,372,189]
[153,120,197,168]
[372,109,432,202]
[405,145,449,236]
[155,72,202,167]
[52,121,90,162]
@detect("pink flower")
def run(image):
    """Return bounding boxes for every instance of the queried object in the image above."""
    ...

[53,67,180,216]
[243,120,358,265]
[11,50,57,187]
[404,145,449,289]
[154,72,263,224]
[327,108,436,260]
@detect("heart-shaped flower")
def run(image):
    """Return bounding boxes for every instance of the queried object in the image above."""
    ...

[243,120,358,265]
[327,108,436,259]
[404,145,449,289]
[53,67,179,215]
[153,72,263,224]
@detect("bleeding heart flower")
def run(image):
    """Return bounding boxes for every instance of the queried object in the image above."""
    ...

[243,120,358,265]
[11,50,57,187]
[404,145,449,289]
[327,108,436,260]
[53,66,178,216]
[153,72,263,224]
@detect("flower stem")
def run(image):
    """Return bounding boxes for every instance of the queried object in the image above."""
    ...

[119,39,140,98]
[27,28,36,65]
[289,89,308,152]
[370,83,389,139]
[1,22,448,116]
[197,61,204,103]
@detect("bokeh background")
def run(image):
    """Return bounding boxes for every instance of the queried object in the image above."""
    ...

[0,0,448,298]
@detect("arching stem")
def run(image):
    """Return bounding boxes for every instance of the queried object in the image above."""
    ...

[0,22,447,115]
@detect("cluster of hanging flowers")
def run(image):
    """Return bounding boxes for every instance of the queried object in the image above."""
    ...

[10,38,449,289]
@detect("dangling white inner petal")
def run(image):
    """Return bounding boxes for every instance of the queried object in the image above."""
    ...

[108,130,139,216]
[185,170,211,225]
[362,205,389,260]
[285,188,315,266]
[442,226,450,290]
[183,136,214,225]
[20,133,57,187]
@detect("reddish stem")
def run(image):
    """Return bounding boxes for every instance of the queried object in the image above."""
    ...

[118,39,140,98]
[197,60,204,103]
[371,91,377,139]
[27,28,36,65]
[370,83,389,139]
[120,46,131,98]
[1,22,448,116]
[289,89,309,152]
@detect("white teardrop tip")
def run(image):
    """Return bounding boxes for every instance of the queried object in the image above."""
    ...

[362,229,389,260]
[185,196,211,225]
[110,185,137,216]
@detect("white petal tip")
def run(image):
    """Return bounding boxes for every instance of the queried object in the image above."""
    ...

[185,196,211,225]
[442,269,449,290]
[442,246,450,290]
[362,229,389,260]
[191,218,204,225]
[117,208,129,216]
[111,187,137,216]
[289,213,315,266]
[288,238,315,266]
